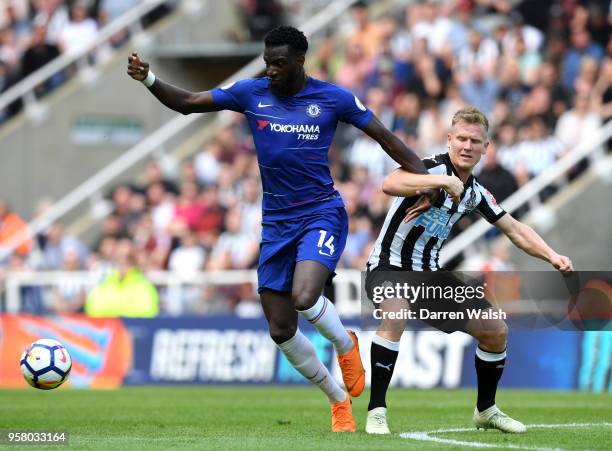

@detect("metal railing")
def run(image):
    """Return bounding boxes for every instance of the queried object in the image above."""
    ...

[439,120,612,267]
[3,268,363,316]
[0,0,172,118]
[0,0,360,263]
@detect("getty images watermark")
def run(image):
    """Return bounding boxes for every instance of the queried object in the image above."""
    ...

[360,271,612,332]
[369,280,506,322]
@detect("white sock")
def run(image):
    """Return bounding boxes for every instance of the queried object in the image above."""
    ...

[372,333,401,351]
[277,329,346,404]
[299,296,354,355]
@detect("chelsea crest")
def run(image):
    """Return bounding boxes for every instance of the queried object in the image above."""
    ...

[306,103,321,118]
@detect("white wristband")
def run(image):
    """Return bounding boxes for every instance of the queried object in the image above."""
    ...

[142,71,156,88]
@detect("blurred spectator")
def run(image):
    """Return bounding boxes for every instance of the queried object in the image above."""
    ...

[0,25,20,70]
[0,1,30,33]
[49,248,86,314]
[517,116,564,178]
[6,253,44,313]
[498,58,531,112]
[341,214,372,268]
[335,41,372,94]
[207,208,258,270]
[85,239,159,317]
[97,0,141,23]
[239,0,284,41]
[392,92,420,139]
[21,23,62,95]
[477,142,519,203]
[96,0,140,47]
[232,281,261,317]
[593,55,612,122]
[142,160,178,195]
[417,99,447,157]
[459,65,498,115]
[197,185,226,248]
[409,0,452,56]
[194,142,222,186]
[495,122,521,174]
[562,28,604,90]
[239,177,261,235]
[0,199,31,262]
[347,1,384,59]
[34,0,69,47]
[457,28,499,81]
[172,181,204,232]
[58,1,98,56]
[38,222,88,270]
[0,59,20,121]
[168,230,206,276]
[538,58,571,119]
[555,89,602,152]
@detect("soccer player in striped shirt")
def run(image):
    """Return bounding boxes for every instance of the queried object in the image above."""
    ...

[364,107,573,434]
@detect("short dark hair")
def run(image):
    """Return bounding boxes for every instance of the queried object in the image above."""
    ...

[264,26,308,55]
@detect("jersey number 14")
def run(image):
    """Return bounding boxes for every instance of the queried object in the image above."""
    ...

[317,230,335,256]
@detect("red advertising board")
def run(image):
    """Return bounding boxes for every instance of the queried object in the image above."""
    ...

[0,314,132,388]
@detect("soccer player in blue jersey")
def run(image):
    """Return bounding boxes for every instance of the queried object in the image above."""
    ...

[128,26,430,432]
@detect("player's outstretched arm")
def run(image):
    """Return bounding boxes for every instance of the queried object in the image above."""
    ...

[495,214,574,273]
[383,169,464,203]
[362,115,428,175]
[127,51,218,114]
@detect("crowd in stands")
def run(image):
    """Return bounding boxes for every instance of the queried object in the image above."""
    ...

[1,0,610,316]
[0,0,172,123]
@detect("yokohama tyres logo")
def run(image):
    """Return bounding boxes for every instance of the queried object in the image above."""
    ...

[257,121,320,134]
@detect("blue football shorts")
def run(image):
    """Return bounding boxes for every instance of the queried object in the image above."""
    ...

[257,207,348,293]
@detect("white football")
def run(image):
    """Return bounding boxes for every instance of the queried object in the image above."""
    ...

[20,339,72,390]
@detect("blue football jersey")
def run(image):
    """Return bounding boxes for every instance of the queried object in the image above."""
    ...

[211,77,373,220]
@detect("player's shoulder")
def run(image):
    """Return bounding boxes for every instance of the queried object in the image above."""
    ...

[219,77,269,92]
[308,77,345,93]
[471,178,490,195]
[422,153,450,172]
[471,178,500,205]
[312,78,362,101]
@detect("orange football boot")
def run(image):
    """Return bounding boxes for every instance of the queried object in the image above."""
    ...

[337,330,365,397]
[331,395,356,432]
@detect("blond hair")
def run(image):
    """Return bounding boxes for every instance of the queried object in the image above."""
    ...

[451,107,489,132]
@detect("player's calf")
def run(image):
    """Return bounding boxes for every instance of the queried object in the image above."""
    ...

[466,318,510,415]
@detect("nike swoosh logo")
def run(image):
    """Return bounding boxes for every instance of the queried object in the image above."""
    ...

[258,102,274,108]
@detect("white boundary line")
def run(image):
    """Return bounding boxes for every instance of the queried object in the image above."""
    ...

[400,422,612,450]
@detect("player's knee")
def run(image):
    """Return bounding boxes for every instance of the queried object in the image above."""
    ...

[291,287,319,311]
[269,324,297,344]
[474,321,507,348]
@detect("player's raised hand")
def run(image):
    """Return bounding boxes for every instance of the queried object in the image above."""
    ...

[442,175,464,203]
[551,254,573,274]
[127,51,149,81]
[403,189,439,223]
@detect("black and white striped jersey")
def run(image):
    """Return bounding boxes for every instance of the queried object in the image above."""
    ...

[368,153,506,271]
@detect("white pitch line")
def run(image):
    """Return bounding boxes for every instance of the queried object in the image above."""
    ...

[400,422,612,450]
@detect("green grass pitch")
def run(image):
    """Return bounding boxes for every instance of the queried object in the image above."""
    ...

[1,387,610,449]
